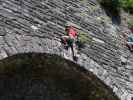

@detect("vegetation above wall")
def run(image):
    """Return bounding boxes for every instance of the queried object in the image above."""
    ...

[98,0,133,14]
[120,0,133,14]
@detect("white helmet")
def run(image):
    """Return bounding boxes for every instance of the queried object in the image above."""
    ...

[65,22,81,29]
[65,22,71,27]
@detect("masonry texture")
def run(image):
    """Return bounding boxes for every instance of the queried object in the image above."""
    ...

[0,0,133,100]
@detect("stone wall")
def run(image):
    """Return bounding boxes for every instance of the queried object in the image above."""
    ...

[0,0,133,100]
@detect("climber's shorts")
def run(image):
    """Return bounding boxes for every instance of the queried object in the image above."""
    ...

[67,38,74,47]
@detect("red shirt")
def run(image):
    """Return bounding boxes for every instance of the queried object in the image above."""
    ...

[68,26,77,38]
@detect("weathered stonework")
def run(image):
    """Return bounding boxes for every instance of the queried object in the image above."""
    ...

[0,0,133,100]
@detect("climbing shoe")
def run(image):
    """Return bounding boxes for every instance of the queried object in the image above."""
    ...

[64,45,69,50]
[73,56,78,61]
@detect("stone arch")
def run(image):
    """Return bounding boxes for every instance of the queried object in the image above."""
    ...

[0,53,119,100]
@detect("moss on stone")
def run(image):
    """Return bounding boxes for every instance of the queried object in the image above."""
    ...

[128,19,133,29]
[78,31,93,44]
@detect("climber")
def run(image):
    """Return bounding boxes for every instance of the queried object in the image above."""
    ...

[123,30,133,52]
[61,23,78,61]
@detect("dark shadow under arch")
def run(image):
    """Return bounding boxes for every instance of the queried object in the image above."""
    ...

[0,53,119,100]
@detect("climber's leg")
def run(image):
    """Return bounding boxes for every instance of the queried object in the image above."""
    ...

[71,42,78,61]
[70,45,77,61]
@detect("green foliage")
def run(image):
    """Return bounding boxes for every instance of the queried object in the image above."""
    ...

[98,0,120,9]
[128,19,133,28]
[76,32,93,49]
[120,0,133,14]
[98,0,133,14]
[102,0,120,7]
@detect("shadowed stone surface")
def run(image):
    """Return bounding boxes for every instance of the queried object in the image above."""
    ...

[0,53,119,100]
[0,0,132,100]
